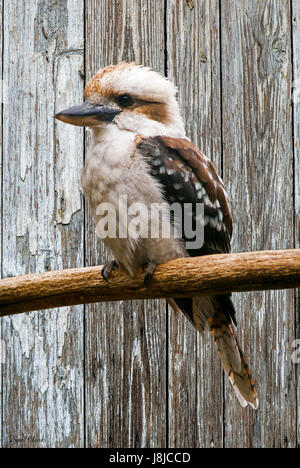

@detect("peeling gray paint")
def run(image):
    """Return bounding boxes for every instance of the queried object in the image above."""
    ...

[1,0,85,448]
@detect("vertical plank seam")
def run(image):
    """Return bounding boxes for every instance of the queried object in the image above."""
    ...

[83,0,87,449]
[164,0,168,77]
[164,0,169,449]
[1,1,3,275]
[290,0,299,448]
[218,0,225,449]
[1,0,4,449]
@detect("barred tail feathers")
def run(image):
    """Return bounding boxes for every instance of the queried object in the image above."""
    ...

[208,313,259,410]
[169,295,259,409]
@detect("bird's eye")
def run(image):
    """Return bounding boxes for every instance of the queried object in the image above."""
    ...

[117,94,134,108]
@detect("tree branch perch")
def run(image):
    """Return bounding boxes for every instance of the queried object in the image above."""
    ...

[0,250,299,317]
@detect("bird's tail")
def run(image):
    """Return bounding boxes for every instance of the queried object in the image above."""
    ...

[208,310,259,410]
[170,295,259,409]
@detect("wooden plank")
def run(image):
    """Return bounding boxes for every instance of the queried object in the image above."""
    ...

[292,0,300,447]
[221,0,296,447]
[0,0,3,449]
[85,0,167,448]
[1,0,84,447]
[166,0,223,448]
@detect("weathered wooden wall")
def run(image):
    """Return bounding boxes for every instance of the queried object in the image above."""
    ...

[0,0,299,448]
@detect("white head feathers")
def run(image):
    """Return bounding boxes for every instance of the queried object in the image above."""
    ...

[85,63,186,138]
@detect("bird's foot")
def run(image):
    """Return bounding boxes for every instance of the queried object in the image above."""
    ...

[143,259,158,287]
[101,260,118,283]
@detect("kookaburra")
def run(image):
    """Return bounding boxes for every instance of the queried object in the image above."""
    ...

[55,62,258,409]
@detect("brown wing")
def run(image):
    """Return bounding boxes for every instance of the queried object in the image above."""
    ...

[137,135,232,257]
[137,135,236,326]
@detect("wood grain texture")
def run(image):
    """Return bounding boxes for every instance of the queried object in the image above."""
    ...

[221,0,296,447]
[0,0,298,449]
[85,0,167,448]
[166,0,223,448]
[1,0,84,447]
[292,0,300,447]
[0,0,3,448]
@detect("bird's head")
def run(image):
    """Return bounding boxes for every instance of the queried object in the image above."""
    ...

[55,62,185,137]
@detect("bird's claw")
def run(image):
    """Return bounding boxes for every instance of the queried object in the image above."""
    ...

[143,259,157,287]
[101,260,118,283]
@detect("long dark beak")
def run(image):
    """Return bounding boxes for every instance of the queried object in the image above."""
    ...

[55,102,121,127]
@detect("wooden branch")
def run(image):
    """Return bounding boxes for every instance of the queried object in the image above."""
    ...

[0,250,299,317]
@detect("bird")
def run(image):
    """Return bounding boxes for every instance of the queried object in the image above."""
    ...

[55,62,259,410]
